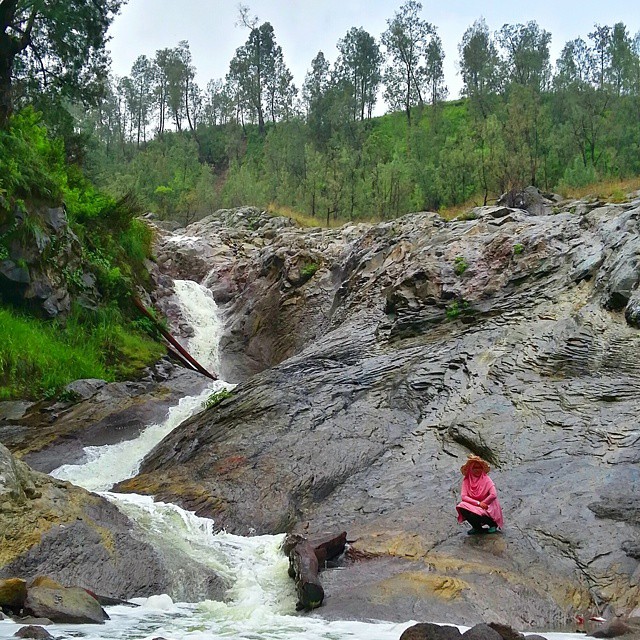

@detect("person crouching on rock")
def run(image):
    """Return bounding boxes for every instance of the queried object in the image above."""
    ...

[456,454,504,535]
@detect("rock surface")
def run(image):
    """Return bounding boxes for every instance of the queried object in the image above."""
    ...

[0,360,209,473]
[13,625,53,639]
[24,578,108,624]
[115,203,640,627]
[0,444,225,602]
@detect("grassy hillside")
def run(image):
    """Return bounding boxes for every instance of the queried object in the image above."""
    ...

[0,110,165,401]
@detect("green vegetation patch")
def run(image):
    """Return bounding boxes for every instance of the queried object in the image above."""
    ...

[202,388,235,410]
[453,256,468,276]
[0,305,164,401]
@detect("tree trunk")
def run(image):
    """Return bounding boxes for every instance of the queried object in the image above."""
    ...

[0,35,15,127]
[283,531,347,611]
[309,531,347,566]
[289,541,324,610]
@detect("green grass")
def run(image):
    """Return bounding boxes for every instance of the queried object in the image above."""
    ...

[0,306,164,400]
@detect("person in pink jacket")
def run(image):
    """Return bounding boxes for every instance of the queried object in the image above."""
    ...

[456,454,504,535]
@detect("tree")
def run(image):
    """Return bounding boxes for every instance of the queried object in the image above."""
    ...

[553,38,612,168]
[589,24,611,89]
[335,27,382,120]
[607,23,633,95]
[458,18,501,116]
[497,21,552,93]
[303,51,341,147]
[229,8,295,134]
[153,48,170,136]
[0,0,125,127]
[424,33,447,106]
[203,79,234,126]
[381,0,435,123]
[129,55,153,147]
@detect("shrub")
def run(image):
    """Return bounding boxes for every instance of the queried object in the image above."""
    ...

[454,256,468,276]
[300,263,319,278]
[513,243,524,255]
[202,388,235,409]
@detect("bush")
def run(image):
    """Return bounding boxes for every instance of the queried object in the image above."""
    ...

[202,388,235,409]
[454,256,468,276]
[559,157,598,190]
[0,108,66,205]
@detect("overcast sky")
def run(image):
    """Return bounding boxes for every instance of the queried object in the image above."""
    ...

[108,0,640,104]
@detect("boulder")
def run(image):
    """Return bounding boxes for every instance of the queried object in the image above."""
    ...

[592,619,637,638]
[24,582,108,624]
[462,624,504,640]
[488,622,525,640]
[13,626,53,639]
[400,622,462,640]
[0,578,27,612]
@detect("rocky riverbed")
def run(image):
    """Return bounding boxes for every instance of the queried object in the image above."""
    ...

[2,192,640,629]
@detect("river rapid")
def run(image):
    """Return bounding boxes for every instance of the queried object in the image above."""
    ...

[0,278,591,640]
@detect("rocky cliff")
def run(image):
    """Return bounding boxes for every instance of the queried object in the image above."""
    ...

[117,198,640,627]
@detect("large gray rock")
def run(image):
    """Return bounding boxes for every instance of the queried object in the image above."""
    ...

[1,363,209,474]
[13,625,53,639]
[24,581,108,624]
[400,622,462,640]
[120,201,640,628]
[0,444,224,602]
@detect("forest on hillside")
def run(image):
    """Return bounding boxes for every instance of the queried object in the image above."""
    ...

[75,2,640,224]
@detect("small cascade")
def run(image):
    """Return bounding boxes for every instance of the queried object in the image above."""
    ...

[50,384,219,491]
[173,279,224,372]
[51,278,231,492]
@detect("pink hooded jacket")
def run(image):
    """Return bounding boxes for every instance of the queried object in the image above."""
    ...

[456,469,504,529]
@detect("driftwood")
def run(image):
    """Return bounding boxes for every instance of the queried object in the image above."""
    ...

[132,296,217,380]
[310,531,348,566]
[284,531,347,611]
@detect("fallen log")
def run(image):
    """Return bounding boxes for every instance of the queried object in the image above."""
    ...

[309,531,348,567]
[290,541,324,611]
[284,531,347,611]
[132,296,217,380]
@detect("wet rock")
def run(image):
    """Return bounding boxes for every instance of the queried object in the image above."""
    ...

[24,580,108,624]
[462,624,504,640]
[61,379,107,402]
[0,578,27,612]
[497,186,557,216]
[0,204,101,317]
[592,618,640,638]
[1,366,209,473]
[400,622,462,640]
[11,617,52,626]
[488,622,525,640]
[125,200,640,626]
[0,444,217,602]
[13,625,53,639]
[0,259,30,284]
[0,402,34,422]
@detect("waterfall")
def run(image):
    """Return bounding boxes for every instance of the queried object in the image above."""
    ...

[51,279,231,491]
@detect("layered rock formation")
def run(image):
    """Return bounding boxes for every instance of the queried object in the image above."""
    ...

[0,443,171,598]
[116,200,640,627]
[0,362,223,603]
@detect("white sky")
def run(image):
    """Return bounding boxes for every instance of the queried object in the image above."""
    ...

[108,0,640,105]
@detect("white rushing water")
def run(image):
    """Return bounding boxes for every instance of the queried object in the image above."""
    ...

[51,279,230,491]
[6,278,588,640]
